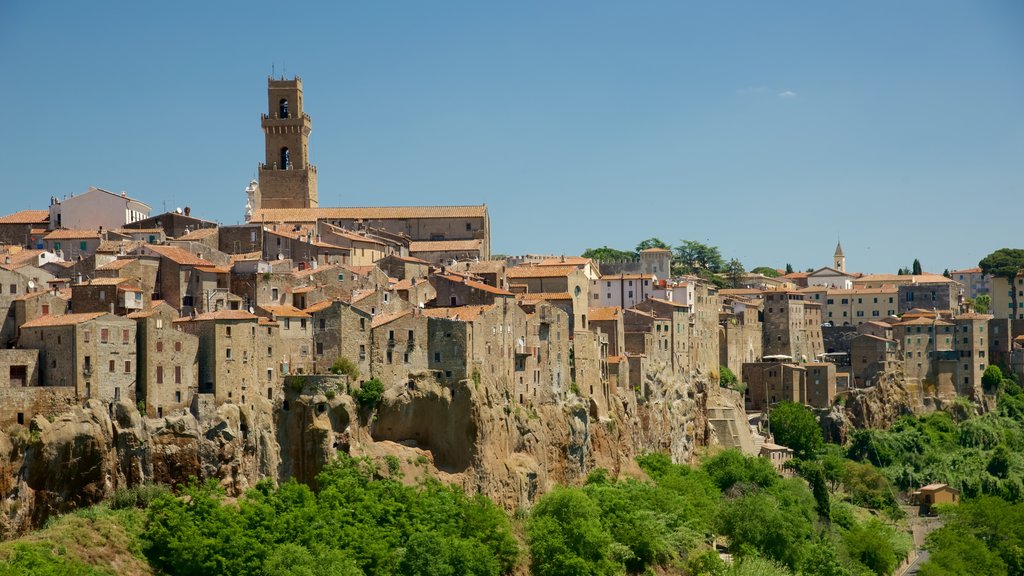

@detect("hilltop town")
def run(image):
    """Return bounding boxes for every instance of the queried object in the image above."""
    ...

[0,77,1019,534]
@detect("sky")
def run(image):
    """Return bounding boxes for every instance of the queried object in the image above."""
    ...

[1,1,1021,274]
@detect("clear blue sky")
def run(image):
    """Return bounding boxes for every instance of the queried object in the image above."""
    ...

[1,1,1021,273]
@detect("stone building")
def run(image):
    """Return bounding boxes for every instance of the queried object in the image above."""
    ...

[409,239,485,264]
[0,264,56,344]
[590,273,655,309]
[376,254,431,281]
[742,361,835,410]
[990,273,1024,320]
[850,333,898,388]
[589,306,625,356]
[174,310,277,406]
[369,310,429,386]
[507,265,590,332]
[70,278,145,315]
[950,267,991,300]
[0,210,49,247]
[430,273,514,307]
[762,291,825,363]
[0,348,76,428]
[898,282,962,315]
[131,302,199,418]
[719,296,763,377]
[255,77,318,210]
[123,209,218,240]
[305,299,372,380]
[258,305,314,375]
[41,229,104,260]
[19,312,137,402]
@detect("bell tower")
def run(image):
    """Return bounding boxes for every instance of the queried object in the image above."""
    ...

[256,76,318,210]
[834,241,846,272]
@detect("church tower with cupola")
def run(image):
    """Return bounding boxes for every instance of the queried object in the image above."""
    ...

[255,76,318,210]
[834,241,846,272]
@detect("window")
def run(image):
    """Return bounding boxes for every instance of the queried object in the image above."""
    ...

[268,346,273,357]
[174,341,181,352]
[84,330,91,342]
[175,366,181,384]
[101,329,109,343]
[122,329,129,344]
[386,350,393,363]
[319,319,325,330]
[272,288,279,300]
[359,345,366,360]
[157,366,164,384]
[80,241,87,251]
[279,98,289,118]
[156,341,163,352]
[226,326,232,337]
[226,348,233,360]
[360,318,366,331]
[284,318,291,329]
[316,342,323,355]
[434,352,441,362]
[465,222,472,231]
[300,319,307,329]
[281,147,290,169]
[124,361,131,373]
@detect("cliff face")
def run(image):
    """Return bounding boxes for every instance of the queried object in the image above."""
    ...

[0,369,741,535]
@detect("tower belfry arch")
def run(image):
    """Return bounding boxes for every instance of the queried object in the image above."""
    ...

[254,76,318,210]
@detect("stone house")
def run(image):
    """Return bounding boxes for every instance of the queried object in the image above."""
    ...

[589,306,625,356]
[572,329,611,415]
[430,273,514,307]
[899,282,962,314]
[517,300,572,404]
[950,267,990,300]
[990,273,1024,320]
[93,257,161,299]
[634,298,691,377]
[257,304,314,375]
[806,267,855,289]
[70,277,146,315]
[507,265,590,332]
[0,348,76,428]
[376,254,431,281]
[124,209,218,240]
[305,299,373,380]
[317,223,388,265]
[19,312,137,403]
[12,289,69,341]
[719,296,763,377]
[0,264,56,344]
[131,302,199,418]
[850,333,898,388]
[742,362,804,410]
[393,277,435,308]
[369,309,429,387]
[174,310,277,407]
[762,291,825,363]
[0,210,49,248]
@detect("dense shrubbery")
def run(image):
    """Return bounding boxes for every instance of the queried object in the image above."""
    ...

[352,378,385,409]
[142,456,518,576]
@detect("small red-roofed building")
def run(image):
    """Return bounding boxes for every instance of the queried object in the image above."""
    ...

[258,304,314,374]
[0,210,50,247]
[131,301,198,418]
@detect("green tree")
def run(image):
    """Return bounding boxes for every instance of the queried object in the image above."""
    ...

[330,357,360,379]
[843,518,910,575]
[725,259,746,288]
[353,378,384,409]
[719,366,739,388]
[750,266,781,278]
[785,263,794,274]
[675,240,725,275]
[980,248,1024,317]
[702,449,779,492]
[982,364,1003,393]
[527,488,618,576]
[581,246,635,262]
[943,268,952,278]
[635,238,671,253]
[912,259,923,275]
[768,402,823,459]
[974,294,991,314]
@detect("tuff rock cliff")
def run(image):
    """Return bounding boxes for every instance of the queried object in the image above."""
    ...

[0,369,747,535]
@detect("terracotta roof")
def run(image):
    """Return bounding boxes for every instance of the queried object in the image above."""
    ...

[304,300,336,314]
[597,273,654,280]
[113,228,164,235]
[515,292,572,302]
[898,317,953,327]
[96,258,138,271]
[341,264,377,277]
[507,265,578,279]
[409,239,483,253]
[323,225,387,246]
[951,268,982,275]
[589,307,622,322]
[0,249,46,268]
[646,297,689,309]
[420,305,492,321]
[638,248,671,253]
[382,253,432,265]
[44,229,102,240]
[291,286,316,294]
[434,273,513,295]
[176,228,218,241]
[126,301,169,319]
[20,312,106,328]
[252,205,488,222]
[292,264,339,278]
[856,333,895,343]
[607,355,624,364]
[260,304,312,318]
[0,210,49,225]
[75,277,128,286]
[854,273,955,284]
[229,251,262,262]
[920,483,957,492]
[393,278,427,291]
[174,310,258,322]
[781,272,810,279]
[144,245,213,266]
[194,265,232,274]
[351,289,376,303]
[371,309,412,328]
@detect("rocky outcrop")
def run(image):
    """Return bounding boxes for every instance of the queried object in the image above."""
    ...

[0,366,730,535]
[0,398,279,537]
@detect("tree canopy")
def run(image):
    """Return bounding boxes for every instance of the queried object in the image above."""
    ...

[674,240,724,275]
[768,401,824,459]
[635,238,671,253]
[581,246,635,262]
[750,266,781,278]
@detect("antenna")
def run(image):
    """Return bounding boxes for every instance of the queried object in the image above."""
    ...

[272,63,275,77]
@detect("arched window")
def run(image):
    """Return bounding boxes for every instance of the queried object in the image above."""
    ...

[279,98,289,118]
[281,147,290,169]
